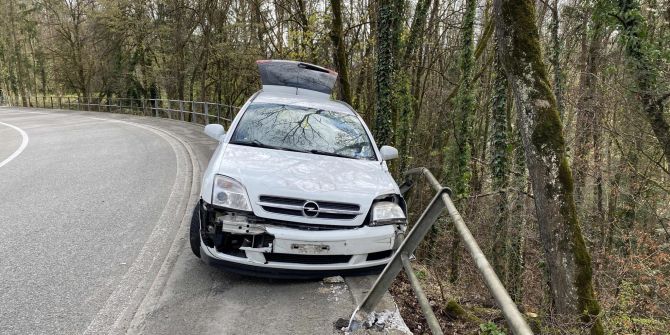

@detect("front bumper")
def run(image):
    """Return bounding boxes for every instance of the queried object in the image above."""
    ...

[200,247,388,279]
[199,201,403,277]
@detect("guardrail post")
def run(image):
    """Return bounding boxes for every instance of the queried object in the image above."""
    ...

[354,188,449,316]
[401,254,443,335]
[192,102,197,123]
[179,101,184,121]
[204,103,209,125]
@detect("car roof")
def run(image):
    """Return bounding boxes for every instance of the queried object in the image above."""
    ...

[251,85,355,115]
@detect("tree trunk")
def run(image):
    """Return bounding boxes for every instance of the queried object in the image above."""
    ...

[494,0,603,333]
[7,0,28,105]
[446,0,476,284]
[617,0,670,164]
[373,0,403,145]
[550,0,563,118]
[573,3,605,211]
[397,0,431,173]
[508,126,527,303]
[490,52,510,281]
[330,0,352,104]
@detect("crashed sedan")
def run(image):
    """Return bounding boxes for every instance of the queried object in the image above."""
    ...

[190,60,407,278]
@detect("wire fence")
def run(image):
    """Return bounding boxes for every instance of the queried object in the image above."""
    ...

[3,96,240,127]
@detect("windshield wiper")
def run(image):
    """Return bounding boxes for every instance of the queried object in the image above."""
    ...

[231,139,309,154]
[308,149,354,159]
[232,140,357,159]
[230,139,277,149]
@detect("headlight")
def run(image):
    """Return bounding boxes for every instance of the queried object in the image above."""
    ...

[211,175,252,211]
[370,201,406,226]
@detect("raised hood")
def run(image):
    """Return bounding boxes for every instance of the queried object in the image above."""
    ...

[216,144,399,227]
[257,60,338,95]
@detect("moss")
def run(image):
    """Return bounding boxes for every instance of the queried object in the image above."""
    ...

[498,1,604,334]
[500,0,564,156]
[558,145,604,335]
[445,299,483,324]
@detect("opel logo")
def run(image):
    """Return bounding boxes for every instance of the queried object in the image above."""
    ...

[302,201,319,217]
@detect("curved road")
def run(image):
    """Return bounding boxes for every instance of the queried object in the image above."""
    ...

[0,107,381,335]
[0,108,196,334]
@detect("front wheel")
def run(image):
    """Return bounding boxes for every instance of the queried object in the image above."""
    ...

[189,204,201,258]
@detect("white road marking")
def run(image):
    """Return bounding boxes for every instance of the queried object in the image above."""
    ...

[0,121,29,168]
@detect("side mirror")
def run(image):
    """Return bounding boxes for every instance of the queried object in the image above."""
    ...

[380,145,398,161]
[204,124,226,141]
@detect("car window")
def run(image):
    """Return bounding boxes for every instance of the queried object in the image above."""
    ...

[230,103,376,160]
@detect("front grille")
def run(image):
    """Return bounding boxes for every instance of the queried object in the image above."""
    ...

[264,253,352,264]
[258,195,361,220]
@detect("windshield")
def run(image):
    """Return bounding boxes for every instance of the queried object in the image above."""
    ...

[230,103,376,160]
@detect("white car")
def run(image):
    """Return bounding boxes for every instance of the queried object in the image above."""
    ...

[191,60,407,278]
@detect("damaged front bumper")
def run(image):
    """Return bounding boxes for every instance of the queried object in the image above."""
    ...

[198,201,404,278]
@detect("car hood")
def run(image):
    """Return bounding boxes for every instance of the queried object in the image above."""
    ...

[216,144,399,226]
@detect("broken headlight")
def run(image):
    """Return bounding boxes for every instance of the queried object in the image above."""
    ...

[370,201,406,226]
[211,175,252,211]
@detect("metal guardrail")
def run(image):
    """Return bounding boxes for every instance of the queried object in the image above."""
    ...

[349,167,533,335]
[4,96,239,126]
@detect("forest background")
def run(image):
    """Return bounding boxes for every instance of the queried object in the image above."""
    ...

[1,0,669,333]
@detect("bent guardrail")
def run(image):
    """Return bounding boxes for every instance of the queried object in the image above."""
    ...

[349,167,533,335]
[4,95,239,126]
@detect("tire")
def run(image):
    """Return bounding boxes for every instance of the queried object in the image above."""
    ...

[189,204,201,258]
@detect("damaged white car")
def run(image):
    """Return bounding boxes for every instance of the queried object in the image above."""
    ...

[190,60,407,278]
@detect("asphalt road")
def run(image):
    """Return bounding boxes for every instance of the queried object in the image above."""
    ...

[0,108,400,335]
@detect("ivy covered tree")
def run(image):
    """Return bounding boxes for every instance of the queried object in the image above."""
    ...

[442,0,477,284]
[489,52,510,283]
[373,0,404,146]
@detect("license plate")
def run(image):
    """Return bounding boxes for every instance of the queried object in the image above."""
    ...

[290,243,331,254]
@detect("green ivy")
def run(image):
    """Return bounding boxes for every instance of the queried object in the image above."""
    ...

[479,321,506,335]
